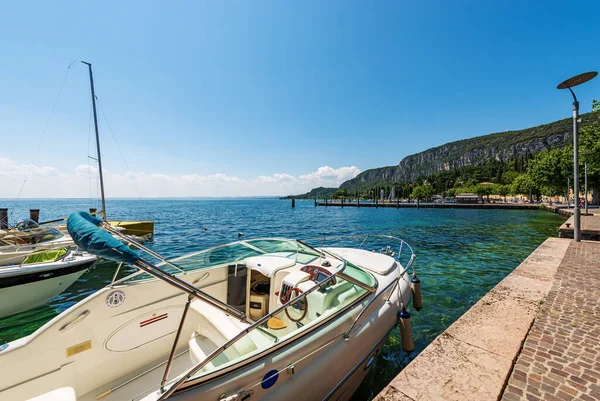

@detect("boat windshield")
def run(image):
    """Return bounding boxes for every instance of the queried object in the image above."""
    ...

[124,239,321,283]
[15,219,40,231]
[0,227,64,246]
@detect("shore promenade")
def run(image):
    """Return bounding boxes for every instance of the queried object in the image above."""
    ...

[375,216,600,400]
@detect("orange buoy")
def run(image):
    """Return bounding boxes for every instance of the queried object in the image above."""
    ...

[411,274,422,311]
[399,308,414,353]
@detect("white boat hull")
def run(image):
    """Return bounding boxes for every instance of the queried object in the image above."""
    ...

[160,287,400,401]
[0,254,96,318]
[0,239,414,401]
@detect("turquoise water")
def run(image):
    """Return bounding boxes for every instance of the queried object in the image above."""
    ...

[0,199,565,399]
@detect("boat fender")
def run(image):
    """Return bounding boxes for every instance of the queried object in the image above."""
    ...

[398,308,414,353]
[411,274,422,311]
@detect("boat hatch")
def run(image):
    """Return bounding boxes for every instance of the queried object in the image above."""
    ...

[324,248,396,275]
[245,256,295,278]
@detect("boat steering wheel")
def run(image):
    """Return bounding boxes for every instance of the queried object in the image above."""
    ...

[283,287,308,322]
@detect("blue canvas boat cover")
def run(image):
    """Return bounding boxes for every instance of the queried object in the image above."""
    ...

[67,211,140,265]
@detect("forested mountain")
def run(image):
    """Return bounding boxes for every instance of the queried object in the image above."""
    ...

[280,187,337,200]
[338,112,599,193]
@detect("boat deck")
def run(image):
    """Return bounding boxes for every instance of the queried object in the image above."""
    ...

[81,352,192,401]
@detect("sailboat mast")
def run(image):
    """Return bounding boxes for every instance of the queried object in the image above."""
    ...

[82,61,107,221]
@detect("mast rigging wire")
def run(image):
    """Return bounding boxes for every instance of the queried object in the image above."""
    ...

[87,101,96,209]
[95,98,153,221]
[9,60,79,222]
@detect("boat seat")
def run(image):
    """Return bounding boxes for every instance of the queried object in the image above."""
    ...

[188,300,257,367]
[335,286,362,307]
[27,387,77,401]
[307,280,354,320]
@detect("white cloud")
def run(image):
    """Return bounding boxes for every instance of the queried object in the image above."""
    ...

[0,157,360,198]
[299,166,360,184]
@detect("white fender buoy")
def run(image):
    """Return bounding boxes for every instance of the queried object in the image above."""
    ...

[399,308,414,353]
[411,274,422,311]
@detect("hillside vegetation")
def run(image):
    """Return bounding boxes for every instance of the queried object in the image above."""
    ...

[339,112,599,193]
[287,109,600,201]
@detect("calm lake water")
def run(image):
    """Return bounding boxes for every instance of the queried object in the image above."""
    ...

[0,198,565,399]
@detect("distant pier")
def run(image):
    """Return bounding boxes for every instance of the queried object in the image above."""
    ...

[316,200,544,210]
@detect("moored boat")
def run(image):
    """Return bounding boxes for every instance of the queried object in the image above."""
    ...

[0,221,75,266]
[0,248,96,318]
[0,212,418,401]
[109,220,155,237]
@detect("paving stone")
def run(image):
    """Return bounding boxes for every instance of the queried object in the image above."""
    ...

[385,333,513,401]
[445,292,537,360]
[501,240,600,401]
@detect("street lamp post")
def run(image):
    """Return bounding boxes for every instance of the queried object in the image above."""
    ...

[558,71,598,242]
[585,160,588,215]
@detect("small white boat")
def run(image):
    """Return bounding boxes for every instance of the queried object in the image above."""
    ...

[0,212,419,401]
[0,248,96,318]
[0,222,75,266]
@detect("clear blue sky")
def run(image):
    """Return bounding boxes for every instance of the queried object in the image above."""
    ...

[1,1,599,197]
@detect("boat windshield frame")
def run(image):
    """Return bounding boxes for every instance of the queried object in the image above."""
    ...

[109,237,343,287]
[304,234,416,276]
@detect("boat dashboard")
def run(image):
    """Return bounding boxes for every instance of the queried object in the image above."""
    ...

[245,253,343,323]
[299,264,336,286]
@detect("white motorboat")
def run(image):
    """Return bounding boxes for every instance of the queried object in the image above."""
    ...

[0,212,419,401]
[0,248,97,318]
[0,222,75,266]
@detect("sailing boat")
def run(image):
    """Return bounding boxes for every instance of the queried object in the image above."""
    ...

[82,61,154,237]
[0,212,419,401]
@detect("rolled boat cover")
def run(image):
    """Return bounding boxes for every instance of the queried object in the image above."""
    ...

[67,211,140,265]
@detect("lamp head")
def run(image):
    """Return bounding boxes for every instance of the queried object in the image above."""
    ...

[557,72,597,90]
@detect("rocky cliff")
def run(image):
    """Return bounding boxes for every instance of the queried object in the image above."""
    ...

[339,112,599,190]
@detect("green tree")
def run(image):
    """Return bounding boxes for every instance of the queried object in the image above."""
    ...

[580,121,600,204]
[475,184,497,203]
[511,173,540,202]
[528,147,571,197]
[411,184,434,201]
[501,170,520,185]
[334,188,348,199]
[499,185,510,201]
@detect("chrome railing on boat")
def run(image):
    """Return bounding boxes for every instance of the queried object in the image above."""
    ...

[303,235,416,340]
[305,234,415,273]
